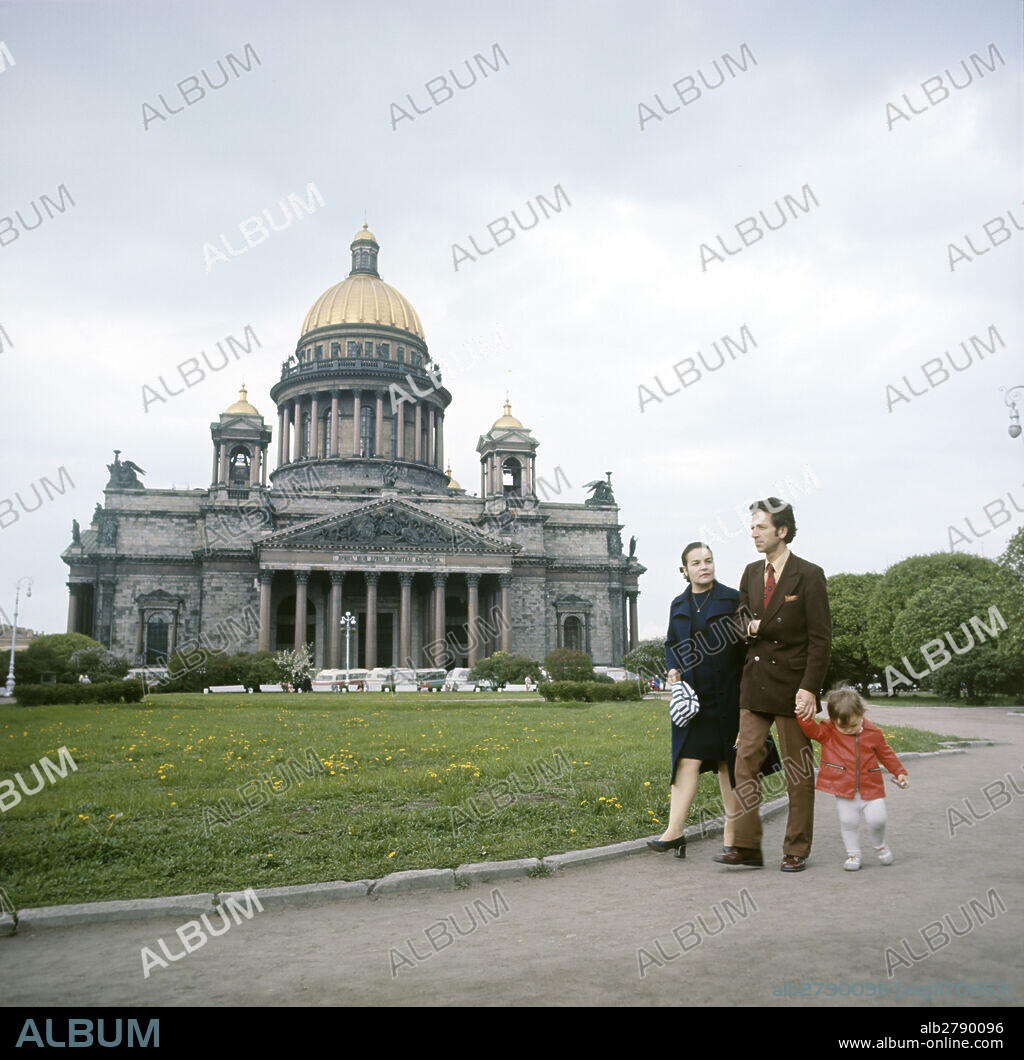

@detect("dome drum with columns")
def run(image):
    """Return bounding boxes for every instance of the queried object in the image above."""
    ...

[61,225,645,671]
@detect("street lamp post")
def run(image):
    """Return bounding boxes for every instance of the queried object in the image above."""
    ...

[340,610,357,688]
[5,577,33,697]
[1001,385,1024,441]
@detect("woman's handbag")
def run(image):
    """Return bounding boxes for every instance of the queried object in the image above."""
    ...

[668,680,700,727]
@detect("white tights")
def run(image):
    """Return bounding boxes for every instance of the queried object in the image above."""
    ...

[834,795,888,855]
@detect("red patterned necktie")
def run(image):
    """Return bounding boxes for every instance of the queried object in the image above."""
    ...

[764,563,776,609]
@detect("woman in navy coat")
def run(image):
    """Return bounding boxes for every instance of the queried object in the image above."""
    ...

[648,542,745,858]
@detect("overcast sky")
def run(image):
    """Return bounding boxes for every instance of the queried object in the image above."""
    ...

[1,0,1021,645]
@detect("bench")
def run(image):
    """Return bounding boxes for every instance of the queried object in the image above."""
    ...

[205,685,247,693]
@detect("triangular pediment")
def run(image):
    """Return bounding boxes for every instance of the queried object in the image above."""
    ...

[260,499,515,553]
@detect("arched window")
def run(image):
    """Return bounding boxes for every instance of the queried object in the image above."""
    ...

[146,614,169,665]
[564,616,582,653]
[229,448,250,486]
[502,457,522,498]
[360,405,375,457]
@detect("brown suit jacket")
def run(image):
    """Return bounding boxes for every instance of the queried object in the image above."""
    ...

[737,552,831,716]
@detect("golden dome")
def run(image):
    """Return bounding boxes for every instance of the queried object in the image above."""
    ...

[301,225,425,340]
[492,400,523,429]
[301,274,424,339]
[225,385,260,416]
[445,465,462,490]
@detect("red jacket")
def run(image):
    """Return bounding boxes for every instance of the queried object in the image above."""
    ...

[797,716,906,799]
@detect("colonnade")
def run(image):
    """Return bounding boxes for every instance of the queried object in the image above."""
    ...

[275,390,445,467]
[256,568,511,669]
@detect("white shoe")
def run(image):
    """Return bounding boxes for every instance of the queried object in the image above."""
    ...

[876,844,894,865]
[844,854,862,871]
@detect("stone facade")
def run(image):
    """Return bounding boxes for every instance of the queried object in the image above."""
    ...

[62,228,644,669]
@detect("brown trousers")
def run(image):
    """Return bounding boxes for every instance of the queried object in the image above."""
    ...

[732,709,816,858]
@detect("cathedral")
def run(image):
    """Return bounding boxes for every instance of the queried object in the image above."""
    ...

[61,226,645,670]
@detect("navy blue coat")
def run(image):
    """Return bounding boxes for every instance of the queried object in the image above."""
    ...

[664,581,746,775]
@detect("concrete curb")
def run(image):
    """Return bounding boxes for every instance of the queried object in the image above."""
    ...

[0,747,977,932]
[16,893,216,931]
[455,859,542,885]
[219,880,373,910]
[369,869,456,897]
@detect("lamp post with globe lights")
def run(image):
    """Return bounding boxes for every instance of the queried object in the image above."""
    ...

[1002,385,1024,441]
[5,577,33,697]
[340,610,357,687]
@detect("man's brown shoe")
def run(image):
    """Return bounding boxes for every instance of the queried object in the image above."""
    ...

[712,846,763,867]
[780,855,807,872]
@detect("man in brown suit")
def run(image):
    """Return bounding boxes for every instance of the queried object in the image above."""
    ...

[713,498,831,872]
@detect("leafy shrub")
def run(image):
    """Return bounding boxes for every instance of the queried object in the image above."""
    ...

[539,680,641,703]
[13,680,144,706]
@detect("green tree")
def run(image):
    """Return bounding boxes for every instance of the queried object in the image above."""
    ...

[470,652,542,687]
[866,553,999,671]
[825,572,882,691]
[16,633,113,684]
[273,645,314,688]
[889,577,1016,702]
[622,638,664,680]
[997,527,1024,666]
[543,648,594,681]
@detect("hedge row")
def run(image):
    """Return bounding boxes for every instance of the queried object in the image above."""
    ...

[539,680,642,702]
[12,680,145,706]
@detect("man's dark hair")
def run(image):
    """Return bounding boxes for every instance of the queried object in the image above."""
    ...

[750,498,797,544]
[679,541,713,581]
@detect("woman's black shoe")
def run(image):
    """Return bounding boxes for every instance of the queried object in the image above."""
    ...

[647,835,687,853]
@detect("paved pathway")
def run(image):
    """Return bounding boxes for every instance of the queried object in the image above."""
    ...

[1,705,1021,1007]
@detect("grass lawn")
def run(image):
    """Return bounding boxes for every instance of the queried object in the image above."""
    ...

[1,692,957,908]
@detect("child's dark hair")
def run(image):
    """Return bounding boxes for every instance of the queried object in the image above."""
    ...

[827,687,867,726]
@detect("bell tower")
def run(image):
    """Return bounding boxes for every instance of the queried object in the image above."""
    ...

[476,399,539,505]
[210,386,273,495]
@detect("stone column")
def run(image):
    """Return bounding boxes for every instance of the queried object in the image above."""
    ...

[329,572,343,667]
[628,592,639,651]
[66,584,80,634]
[622,593,629,657]
[374,391,384,458]
[292,400,301,462]
[258,572,273,651]
[218,442,228,485]
[352,392,362,456]
[428,407,436,466]
[585,612,592,657]
[414,403,422,462]
[499,573,512,652]
[398,572,413,668]
[466,573,481,665]
[261,446,268,486]
[437,412,444,470]
[211,447,219,486]
[250,448,260,486]
[432,572,447,665]
[396,405,405,460]
[294,571,309,650]
[364,572,379,669]
[278,406,288,465]
[330,392,340,457]
[170,609,179,657]
[310,393,320,457]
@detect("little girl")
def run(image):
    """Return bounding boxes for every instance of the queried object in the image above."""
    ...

[797,687,909,870]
